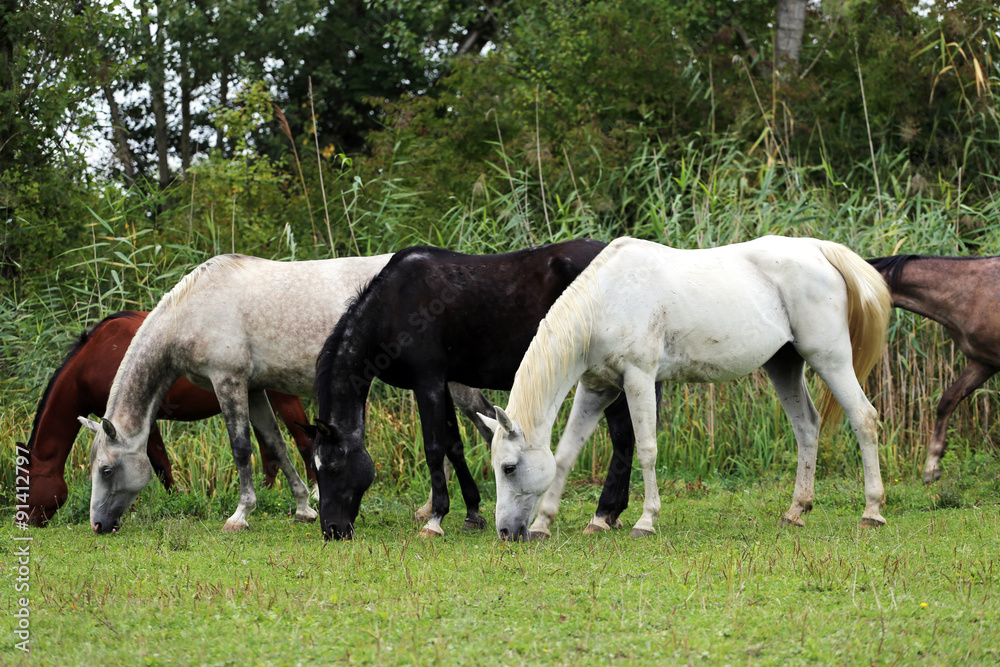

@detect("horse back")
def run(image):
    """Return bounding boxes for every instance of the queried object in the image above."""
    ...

[366,240,607,389]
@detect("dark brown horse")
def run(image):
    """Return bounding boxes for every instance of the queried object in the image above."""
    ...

[21,311,315,526]
[869,254,1000,482]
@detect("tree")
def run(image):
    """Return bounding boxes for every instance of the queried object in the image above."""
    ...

[775,0,807,74]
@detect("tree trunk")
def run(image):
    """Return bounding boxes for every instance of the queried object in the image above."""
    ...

[180,41,191,170]
[776,0,807,75]
[103,84,136,185]
[139,0,171,189]
[216,60,229,156]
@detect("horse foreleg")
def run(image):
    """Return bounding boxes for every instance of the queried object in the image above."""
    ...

[621,370,660,538]
[414,457,452,523]
[763,347,820,527]
[531,383,618,539]
[248,390,316,524]
[215,381,257,532]
[415,383,483,536]
[592,383,661,531]
[146,422,176,490]
[925,361,998,484]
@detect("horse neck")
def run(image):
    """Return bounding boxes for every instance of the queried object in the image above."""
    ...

[890,258,979,329]
[28,358,99,473]
[506,326,591,449]
[315,280,386,423]
[105,316,177,443]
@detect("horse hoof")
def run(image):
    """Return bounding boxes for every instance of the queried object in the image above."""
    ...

[294,508,318,523]
[923,469,941,485]
[780,514,806,528]
[419,526,445,538]
[583,518,612,534]
[413,508,432,523]
[629,527,655,538]
[860,516,886,528]
[528,529,551,542]
[462,515,487,531]
[222,521,248,532]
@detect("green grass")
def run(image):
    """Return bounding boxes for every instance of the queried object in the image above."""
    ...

[3,471,998,666]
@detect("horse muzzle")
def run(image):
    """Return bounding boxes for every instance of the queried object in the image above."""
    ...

[497,522,530,542]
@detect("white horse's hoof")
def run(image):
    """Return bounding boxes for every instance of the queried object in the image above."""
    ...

[419,525,445,538]
[583,517,612,534]
[413,505,433,523]
[222,520,248,532]
[294,507,318,523]
[629,527,655,538]
[528,529,551,541]
[860,515,886,528]
[780,513,807,528]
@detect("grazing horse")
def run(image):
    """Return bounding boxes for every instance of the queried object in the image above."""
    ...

[868,254,1000,483]
[21,311,316,527]
[482,236,891,541]
[80,252,494,534]
[311,239,653,540]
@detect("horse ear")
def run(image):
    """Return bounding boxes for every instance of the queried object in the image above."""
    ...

[478,413,499,437]
[548,255,583,281]
[495,406,522,437]
[296,422,318,440]
[100,418,118,440]
[314,420,335,439]
[78,416,101,434]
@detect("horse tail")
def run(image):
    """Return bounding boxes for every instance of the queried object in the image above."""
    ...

[816,242,892,429]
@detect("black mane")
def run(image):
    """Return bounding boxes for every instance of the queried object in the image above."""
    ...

[868,254,990,290]
[25,311,138,453]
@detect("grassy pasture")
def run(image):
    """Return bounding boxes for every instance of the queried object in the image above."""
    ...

[4,140,1000,664]
[2,471,998,665]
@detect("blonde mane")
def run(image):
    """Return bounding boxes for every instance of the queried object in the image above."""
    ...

[106,254,248,409]
[507,243,622,439]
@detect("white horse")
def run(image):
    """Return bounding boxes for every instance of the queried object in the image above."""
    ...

[79,253,492,533]
[481,236,891,540]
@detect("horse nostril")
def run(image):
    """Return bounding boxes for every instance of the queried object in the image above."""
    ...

[499,527,510,540]
[93,523,101,533]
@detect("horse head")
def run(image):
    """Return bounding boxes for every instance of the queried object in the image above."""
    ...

[481,406,555,542]
[79,416,152,534]
[308,419,375,540]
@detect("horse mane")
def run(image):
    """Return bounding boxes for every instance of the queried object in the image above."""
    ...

[867,255,920,289]
[868,254,991,289]
[25,311,140,454]
[107,254,248,407]
[314,247,438,419]
[506,243,617,440]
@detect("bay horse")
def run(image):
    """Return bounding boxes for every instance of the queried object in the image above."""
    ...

[311,239,655,540]
[482,236,891,541]
[868,254,1000,483]
[81,253,493,534]
[21,311,315,527]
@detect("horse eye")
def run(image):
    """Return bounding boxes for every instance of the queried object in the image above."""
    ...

[101,466,113,478]
[502,463,517,476]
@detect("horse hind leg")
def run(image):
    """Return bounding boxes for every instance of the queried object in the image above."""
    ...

[763,345,820,527]
[248,390,316,524]
[810,356,886,527]
[925,361,997,484]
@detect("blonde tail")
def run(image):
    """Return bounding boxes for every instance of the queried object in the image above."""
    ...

[816,242,892,429]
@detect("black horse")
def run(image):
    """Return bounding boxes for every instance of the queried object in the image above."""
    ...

[311,239,652,540]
